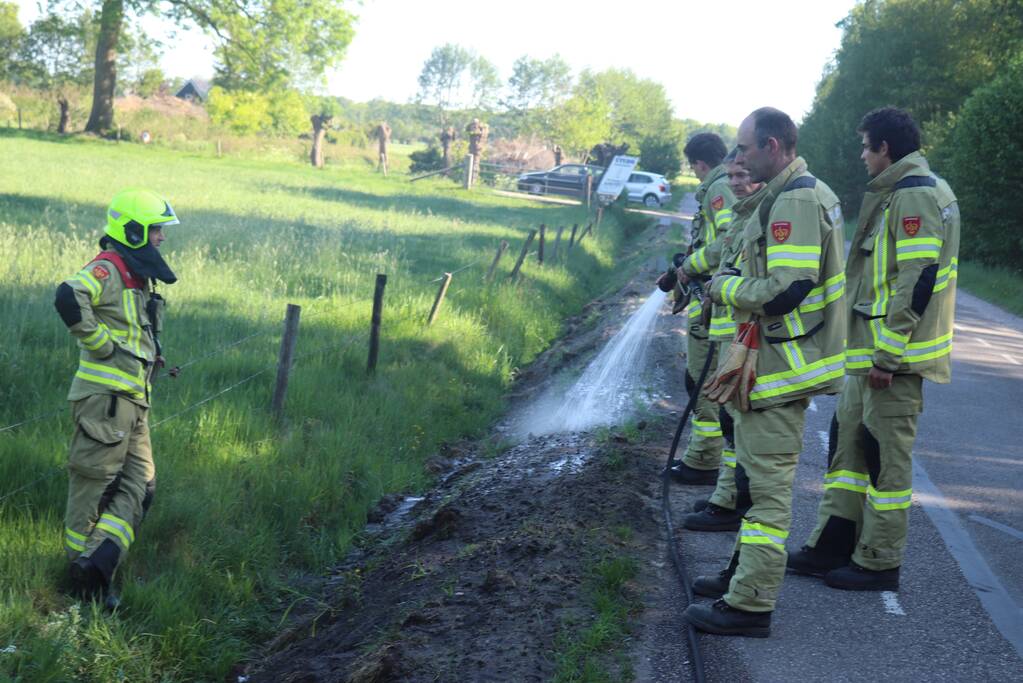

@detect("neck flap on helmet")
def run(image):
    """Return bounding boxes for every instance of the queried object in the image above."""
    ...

[103,238,178,284]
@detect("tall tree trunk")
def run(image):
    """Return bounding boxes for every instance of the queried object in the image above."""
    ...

[310,115,330,168]
[84,0,124,134]
[57,97,71,134]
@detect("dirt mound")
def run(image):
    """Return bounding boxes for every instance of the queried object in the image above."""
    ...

[245,430,663,682]
[115,94,208,120]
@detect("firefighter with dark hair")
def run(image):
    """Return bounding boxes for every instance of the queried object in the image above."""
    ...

[788,106,960,591]
[683,107,846,637]
[669,132,736,485]
[54,188,179,608]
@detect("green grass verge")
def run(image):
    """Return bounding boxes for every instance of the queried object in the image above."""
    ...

[551,552,638,683]
[0,129,652,680]
[957,260,1023,317]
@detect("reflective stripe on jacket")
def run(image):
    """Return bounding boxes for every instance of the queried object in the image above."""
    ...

[63,256,159,405]
[845,152,959,384]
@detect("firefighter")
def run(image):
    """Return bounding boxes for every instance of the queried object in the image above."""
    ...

[682,108,847,637]
[54,188,179,608]
[683,150,764,531]
[669,132,736,485]
[787,107,960,591]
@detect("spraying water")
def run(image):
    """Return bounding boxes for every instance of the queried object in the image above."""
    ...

[515,289,667,437]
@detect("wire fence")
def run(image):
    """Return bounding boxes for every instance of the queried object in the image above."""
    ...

[0,253,498,505]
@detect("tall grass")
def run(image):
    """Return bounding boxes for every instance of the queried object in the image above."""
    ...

[0,129,648,680]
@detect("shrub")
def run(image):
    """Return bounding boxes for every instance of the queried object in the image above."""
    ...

[409,145,444,173]
[940,61,1023,270]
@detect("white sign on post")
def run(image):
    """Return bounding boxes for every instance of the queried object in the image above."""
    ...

[595,155,639,204]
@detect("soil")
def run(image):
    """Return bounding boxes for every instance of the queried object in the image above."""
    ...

[244,217,705,683]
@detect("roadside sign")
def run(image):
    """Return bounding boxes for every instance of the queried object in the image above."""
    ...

[595,155,639,204]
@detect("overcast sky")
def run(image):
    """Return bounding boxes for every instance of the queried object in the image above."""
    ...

[14,0,856,126]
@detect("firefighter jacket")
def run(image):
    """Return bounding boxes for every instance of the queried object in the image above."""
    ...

[844,152,959,383]
[707,188,766,341]
[55,251,163,407]
[681,165,736,337]
[710,157,847,410]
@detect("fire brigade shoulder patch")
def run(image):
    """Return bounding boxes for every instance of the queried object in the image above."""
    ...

[711,195,724,211]
[771,221,792,243]
[92,265,110,280]
[902,216,921,236]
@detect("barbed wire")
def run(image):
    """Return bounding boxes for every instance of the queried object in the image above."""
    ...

[426,258,484,284]
[0,328,370,505]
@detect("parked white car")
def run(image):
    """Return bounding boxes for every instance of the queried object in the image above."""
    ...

[625,172,672,207]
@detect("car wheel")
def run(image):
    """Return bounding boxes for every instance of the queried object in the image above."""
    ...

[644,194,661,208]
[530,182,544,195]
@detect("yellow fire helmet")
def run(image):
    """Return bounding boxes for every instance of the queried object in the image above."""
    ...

[105,188,179,249]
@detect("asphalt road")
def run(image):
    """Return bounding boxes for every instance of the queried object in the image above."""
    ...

[666,193,1023,681]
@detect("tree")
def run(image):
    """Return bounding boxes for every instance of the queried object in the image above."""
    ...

[416,43,473,122]
[415,44,499,124]
[18,9,92,133]
[942,61,1023,269]
[307,96,342,168]
[83,0,356,133]
[799,0,1023,208]
[0,1,24,82]
[548,93,612,159]
[503,54,572,136]
[576,68,674,152]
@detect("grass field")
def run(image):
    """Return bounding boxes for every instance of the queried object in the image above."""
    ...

[0,129,651,681]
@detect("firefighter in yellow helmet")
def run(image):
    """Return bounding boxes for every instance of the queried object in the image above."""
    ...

[54,188,179,608]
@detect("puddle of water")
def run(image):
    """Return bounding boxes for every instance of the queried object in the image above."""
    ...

[512,289,667,438]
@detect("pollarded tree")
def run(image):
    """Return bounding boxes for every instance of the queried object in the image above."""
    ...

[83,0,356,133]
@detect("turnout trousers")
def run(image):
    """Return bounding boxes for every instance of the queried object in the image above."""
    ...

[724,398,808,612]
[64,393,155,582]
[682,335,723,471]
[806,374,922,570]
[706,341,752,511]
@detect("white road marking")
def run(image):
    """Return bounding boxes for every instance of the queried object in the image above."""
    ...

[978,338,993,348]
[913,459,1023,658]
[809,399,818,412]
[969,514,1023,542]
[1001,353,1021,366]
[881,591,906,616]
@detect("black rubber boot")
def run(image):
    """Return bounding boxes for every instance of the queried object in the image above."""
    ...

[68,556,105,602]
[683,599,771,638]
[825,562,900,592]
[693,553,740,598]
[668,462,717,485]
[692,498,709,513]
[683,502,745,531]
[786,545,850,577]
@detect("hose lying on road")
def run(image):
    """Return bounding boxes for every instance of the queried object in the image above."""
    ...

[661,342,716,683]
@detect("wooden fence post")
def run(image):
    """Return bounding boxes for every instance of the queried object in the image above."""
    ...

[568,223,579,248]
[485,240,509,282]
[537,224,546,264]
[509,229,537,282]
[553,225,565,260]
[463,154,474,189]
[367,273,387,373]
[585,175,593,209]
[217,139,222,158]
[428,273,453,326]
[577,222,594,244]
[270,303,302,420]
[596,206,604,231]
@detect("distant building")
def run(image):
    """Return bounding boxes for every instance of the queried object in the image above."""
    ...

[174,79,211,103]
